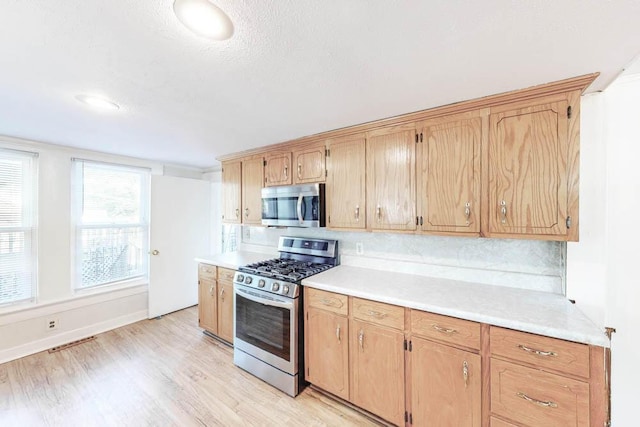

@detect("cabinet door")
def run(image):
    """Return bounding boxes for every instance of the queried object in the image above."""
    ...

[217,281,234,343]
[350,319,405,426]
[488,99,569,237]
[306,307,349,400]
[293,143,326,184]
[419,112,481,234]
[241,157,264,225]
[411,337,481,427]
[326,136,366,229]
[264,152,292,186]
[221,161,241,224]
[366,125,416,231]
[198,277,217,334]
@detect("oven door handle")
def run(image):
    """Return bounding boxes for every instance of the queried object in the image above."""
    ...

[297,193,304,224]
[236,288,293,310]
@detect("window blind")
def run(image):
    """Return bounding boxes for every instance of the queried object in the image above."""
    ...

[0,148,37,306]
[72,160,149,289]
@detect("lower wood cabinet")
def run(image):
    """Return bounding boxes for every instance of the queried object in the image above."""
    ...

[411,337,481,426]
[304,288,608,427]
[197,263,234,344]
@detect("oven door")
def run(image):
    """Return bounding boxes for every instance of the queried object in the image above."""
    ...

[234,284,298,375]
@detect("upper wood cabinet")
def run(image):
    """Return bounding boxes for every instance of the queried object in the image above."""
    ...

[293,142,326,184]
[241,157,264,225]
[221,161,241,224]
[417,111,483,235]
[487,97,570,239]
[326,135,366,230]
[264,152,292,186]
[366,124,417,231]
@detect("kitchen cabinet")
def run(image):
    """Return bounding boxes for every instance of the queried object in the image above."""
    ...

[198,263,218,334]
[487,96,571,239]
[241,156,264,225]
[293,142,326,184]
[264,152,292,186]
[365,124,417,231]
[197,263,235,344]
[417,111,482,235]
[350,319,405,426]
[411,338,481,427]
[221,161,241,224]
[326,135,366,230]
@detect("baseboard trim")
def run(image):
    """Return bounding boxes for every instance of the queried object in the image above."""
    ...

[0,309,148,364]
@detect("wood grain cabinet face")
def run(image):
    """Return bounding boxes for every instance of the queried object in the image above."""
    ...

[241,157,264,225]
[488,98,569,238]
[350,319,405,426]
[217,281,234,343]
[221,161,241,224]
[198,267,217,334]
[326,136,366,230]
[306,307,349,400]
[366,125,417,231]
[418,113,481,234]
[411,338,481,427]
[264,152,292,186]
[293,143,326,184]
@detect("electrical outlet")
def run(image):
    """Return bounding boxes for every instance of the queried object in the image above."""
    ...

[46,318,59,331]
[356,242,364,255]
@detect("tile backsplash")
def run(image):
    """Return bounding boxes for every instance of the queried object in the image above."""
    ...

[232,226,566,294]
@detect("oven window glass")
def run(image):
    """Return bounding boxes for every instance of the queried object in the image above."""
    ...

[235,293,291,361]
[262,196,319,221]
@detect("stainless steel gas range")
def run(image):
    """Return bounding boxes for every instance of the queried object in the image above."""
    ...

[233,236,339,397]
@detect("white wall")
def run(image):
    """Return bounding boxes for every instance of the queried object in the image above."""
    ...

[0,136,162,363]
[567,74,640,425]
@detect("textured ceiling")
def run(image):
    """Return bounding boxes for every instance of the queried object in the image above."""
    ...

[0,0,639,168]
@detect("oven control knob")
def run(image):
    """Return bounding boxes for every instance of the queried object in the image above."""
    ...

[258,279,266,288]
[282,284,290,295]
[272,282,280,292]
[245,276,253,284]
[236,274,244,282]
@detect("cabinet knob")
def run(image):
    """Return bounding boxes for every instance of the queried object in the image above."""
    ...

[464,202,471,225]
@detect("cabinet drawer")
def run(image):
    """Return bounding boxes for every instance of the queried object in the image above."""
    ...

[218,267,236,283]
[351,298,404,330]
[411,310,480,350]
[198,263,217,281]
[491,359,590,427]
[490,326,590,378]
[306,288,348,316]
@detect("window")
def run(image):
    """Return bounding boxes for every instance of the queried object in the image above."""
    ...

[0,148,37,306]
[72,160,149,290]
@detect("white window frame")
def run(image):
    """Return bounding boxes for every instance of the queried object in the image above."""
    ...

[71,159,150,291]
[0,147,38,307]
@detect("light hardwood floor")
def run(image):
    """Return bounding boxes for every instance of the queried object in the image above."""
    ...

[0,307,377,426]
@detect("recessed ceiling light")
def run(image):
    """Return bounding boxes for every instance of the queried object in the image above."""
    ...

[173,0,234,40]
[75,94,120,111]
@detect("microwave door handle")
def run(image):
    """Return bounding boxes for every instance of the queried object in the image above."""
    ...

[297,193,304,224]
[236,288,292,310]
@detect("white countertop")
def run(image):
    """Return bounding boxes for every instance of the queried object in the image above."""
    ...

[303,265,610,347]
[195,251,271,270]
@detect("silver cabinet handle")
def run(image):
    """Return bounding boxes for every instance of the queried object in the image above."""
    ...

[518,344,558,357]
[376,205,382,222]
[284,164,288,179]
[500,200,507,224]
[355,206,360,221]
[209,285,215,296]
[321,298,343,308]
[235,208,240,219]
[367,310,387,319]
[297,164,302,179]
[336,324,341,343]
[516,392,558,408]
[432,324,457,334]
[358,329,364,350]
[465,202,471,225]
[463,361,469,388]
[219,288,225,300]
[244,208,249,218]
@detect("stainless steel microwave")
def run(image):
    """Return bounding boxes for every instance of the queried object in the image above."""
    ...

[261,183,326,227]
